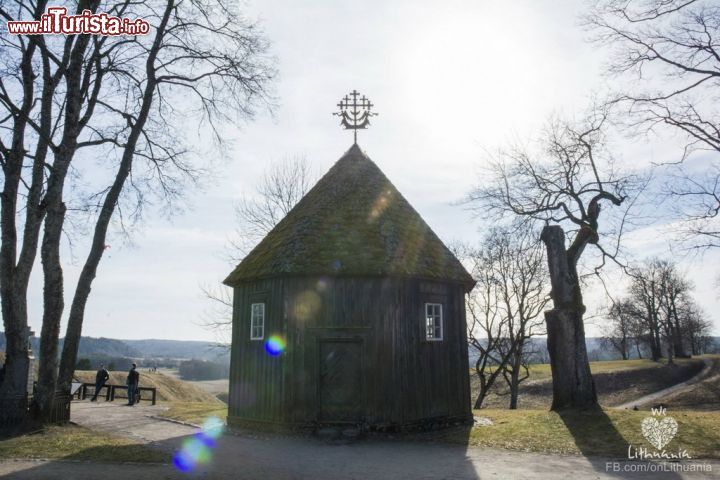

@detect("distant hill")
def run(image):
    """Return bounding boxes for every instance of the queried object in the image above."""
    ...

[0,333,141,358]
[0,333,229,365]
[121,339,230,364]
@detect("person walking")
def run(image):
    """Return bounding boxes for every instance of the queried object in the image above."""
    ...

[126,363,140,406]
[91,364,110,402]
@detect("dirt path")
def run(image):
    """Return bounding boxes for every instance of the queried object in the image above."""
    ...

[615,358,715,410]
[1,401,717,479]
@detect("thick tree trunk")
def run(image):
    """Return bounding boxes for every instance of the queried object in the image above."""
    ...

[35,199,67,420]
[33,17,96,418]
[0,38,39,424]
[0,323,29,423]
[541,225,597,410]
[0,176,29,422]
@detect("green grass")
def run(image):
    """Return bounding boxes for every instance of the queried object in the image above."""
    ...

[473,356,705,382]
[159,402,229,425]
[0,425,167,462]
[437,408,720,459]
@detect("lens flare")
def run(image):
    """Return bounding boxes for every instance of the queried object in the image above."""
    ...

[264,335,286,356]
[202,416,225,439]
[172,417,225,472]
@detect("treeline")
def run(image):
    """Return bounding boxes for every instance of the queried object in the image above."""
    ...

[72,355,182,372]
[602,259,714,363]
[178,359,230,381]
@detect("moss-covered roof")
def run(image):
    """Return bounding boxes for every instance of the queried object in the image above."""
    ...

[224,144,474,290]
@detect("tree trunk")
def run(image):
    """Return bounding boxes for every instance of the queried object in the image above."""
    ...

[651,324,662,361]
[508,352,521,410]
[474,368,487,410]
[670,305,688,358]
[541,225,597,410]
[35,199,67,420]
[57,0,170,392]
[33,17,97,418]
[58,153,133,390]
[0,38,38,424]
[0,323,29,423]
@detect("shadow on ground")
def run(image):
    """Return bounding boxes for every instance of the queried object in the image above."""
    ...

[0,423,482,479]
[558,406,683,480]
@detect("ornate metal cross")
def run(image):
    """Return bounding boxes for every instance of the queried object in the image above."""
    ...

[333,90,378,144]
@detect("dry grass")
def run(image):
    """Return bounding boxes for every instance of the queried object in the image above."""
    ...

[0,424,166,462]
[475,357,706,410]
[158,402,228,425]
[658,357,720,411]
[73,370,223,404]
[436,408,720,459]
[155,401,720,460]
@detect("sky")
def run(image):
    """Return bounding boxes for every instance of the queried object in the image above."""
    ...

[21,0,720,341]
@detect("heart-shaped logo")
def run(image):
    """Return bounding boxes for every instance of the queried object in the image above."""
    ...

[641,416,678,450]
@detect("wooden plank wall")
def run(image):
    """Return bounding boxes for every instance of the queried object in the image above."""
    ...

[228,276,471,427]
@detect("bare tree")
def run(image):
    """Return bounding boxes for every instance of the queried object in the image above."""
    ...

[491,229,549,410]
[467,112,640,409]
[628,261,665,360]
[1,0,275,421]
[627,258,702,364]
[587,0,720,250]
[202,157,314,338]
[678,299,712,355]
[600,299,636,360]
[657,261,692,359]
[227,156,314,261]
[463,240,511,410]
[461,226,549,409]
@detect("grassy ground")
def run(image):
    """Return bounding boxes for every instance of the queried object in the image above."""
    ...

[73,370,223,404]
[0,424,167,462]
[441,408,720,459]
[475,357,703,382]
[159,368,229,404]
[476,357,706,409]
[158,402,229,425]
[157,401,720,459]
[657,356,720,411]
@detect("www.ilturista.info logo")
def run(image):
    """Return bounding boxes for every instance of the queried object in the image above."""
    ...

[6,7,150,36]
[628,406,691,460]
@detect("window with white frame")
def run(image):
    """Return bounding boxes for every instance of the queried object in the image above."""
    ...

[250,303,265,340]
[425,303,443,340]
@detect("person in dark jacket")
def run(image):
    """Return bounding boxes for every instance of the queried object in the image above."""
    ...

[91,364,110,402]
[126,363,140,406]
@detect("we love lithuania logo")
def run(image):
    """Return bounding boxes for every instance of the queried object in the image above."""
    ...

[628,407,691,460]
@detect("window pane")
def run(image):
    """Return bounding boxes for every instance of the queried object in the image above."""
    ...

[424,303,442,340]
[250,303,264,339]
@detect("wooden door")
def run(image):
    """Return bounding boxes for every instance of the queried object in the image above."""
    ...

[318,340,363,422]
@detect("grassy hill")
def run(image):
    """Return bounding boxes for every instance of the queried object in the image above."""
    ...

[474,357,707,409]
[73,370,223,404]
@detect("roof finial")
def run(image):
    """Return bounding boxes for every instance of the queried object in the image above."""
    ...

[333,90,378,145]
